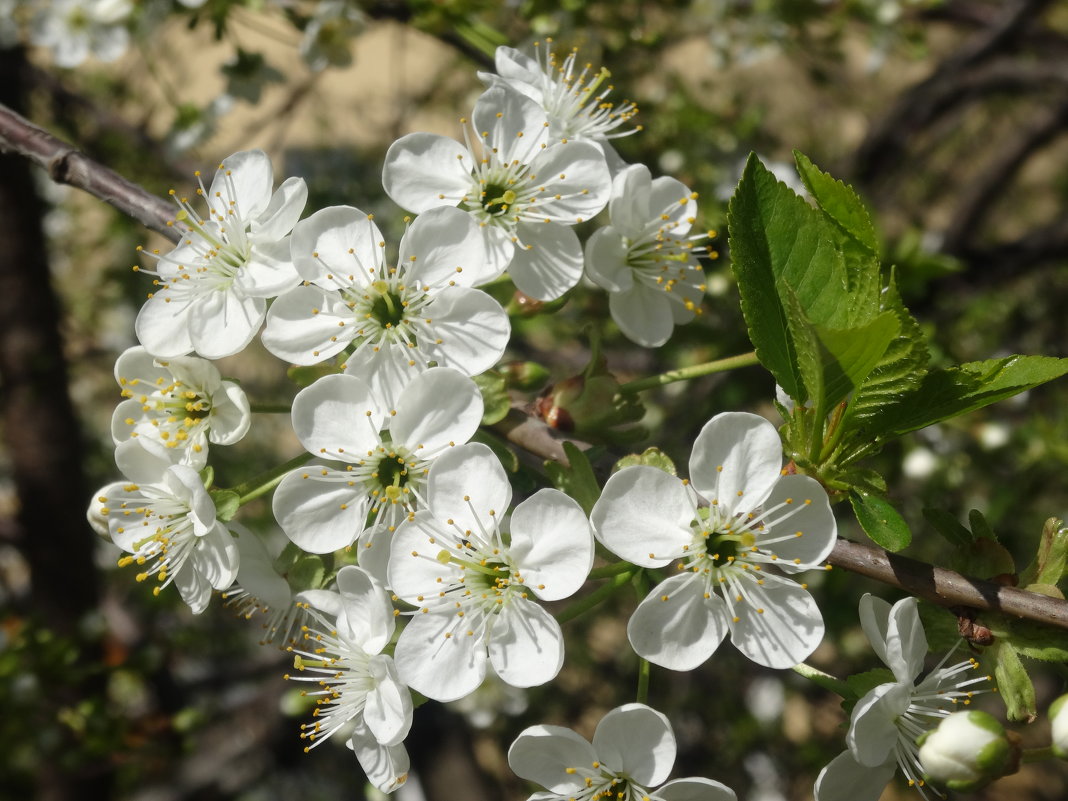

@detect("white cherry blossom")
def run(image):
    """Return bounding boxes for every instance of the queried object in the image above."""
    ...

[814,595,992,801]
[90,439,238,614]
[479,42,639,172]
[110,346,250,469]
[592,411,836,670]
[382,86,611,300]
[31,0,132,68]
[134,149,307,360]
[286,565,412,794]
[584,164,708,347]
[387,442,593,702]
[263,204,508,410]
[271,367,483,573]
[508,703,737,801]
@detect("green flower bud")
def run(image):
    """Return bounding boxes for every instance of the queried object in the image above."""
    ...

[917,710,1016,792]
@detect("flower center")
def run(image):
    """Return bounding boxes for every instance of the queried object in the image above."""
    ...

[480,182,518,216]
[368,281,407,328]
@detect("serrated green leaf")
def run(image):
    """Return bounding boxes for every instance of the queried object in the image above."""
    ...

[728,154,850,403]
[850,490,911,551]
[613,447,676,476]
[544,441,601,516]
[839,273,929,436]
[209,489,240,522]
[1020,518,1068,588]
[1009,619,1068,662]
[813,312,900,409]
[992,641,1037,722]
[794,151,879,257]
[923,508,974,548]
[874,355,1068,439]
[473,371,511,425]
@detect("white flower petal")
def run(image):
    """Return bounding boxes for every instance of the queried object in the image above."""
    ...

[420,288,511,376]
[383,133,475,213]
[426,443,512,535]
[291,373,384,458]
[342,344,425,413]
[847,682,911,767]
[510,222,584,301]
[592,466,692,567]
[657,778,739,801]
[507,489,592,600]
[239,238,300,298]
[336,565,394,653]
[487,598,564,688]
[187,290,265,360]
[262,285,355,364]
[363,655,413,746]
[400,205,504,287]
[473,86,551,163]
[507,725,596,794]
[814,750,895,801]
[592,703,675,787]
[350,722,410,794]
[253,175,307,241]
[608,164,652,235]
[727,575,825,669]
[688,412,782,515]
[758,474,836,569]
[394,611,486,702]
[390,368,483,453]
[191,522,240,590]
[135,294,194,358]
[859,594,928,684]
[387,513,463,603]
[272,468,370,554]
[173,559,212,614]
[208,381,252,445]
[627,574,729,670]
[209,150,273,220]
[290,205,382,289]
[584,226,634,292]
[525,141,610,221]
[608,284,675,348]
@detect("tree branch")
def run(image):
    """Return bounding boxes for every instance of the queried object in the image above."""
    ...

[0,101,179,242]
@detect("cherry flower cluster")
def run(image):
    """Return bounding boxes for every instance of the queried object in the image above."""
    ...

[84,41,984,800]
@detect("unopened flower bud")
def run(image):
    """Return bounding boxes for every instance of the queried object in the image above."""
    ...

[498,361,550,391]
[1049,693,1068,759]
[534,372,643,436]
[917,710,1016,792]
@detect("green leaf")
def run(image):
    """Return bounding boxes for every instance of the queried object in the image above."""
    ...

[1021,518,1068,588]
[544,441,601,516]
[1009,619,1068,662]
[849,490,911,551]
[794,150,879,257]
[471,430,519,473]
[209,489,240,522]
[613,447,676,476]
[874,355,1068,439]
[287,362,339,388]
[811,311,900,409]
[917,601,965,653]
[923,508,974,549]
[728,154,847,402]
[969,509,997,542]
[473,371,511,425]
[287,554,326,594]
[950,536,1016,580]
[845,667,896,699]
[839,273,929,436]
[992,641,1037,722]
[199,464,215,489]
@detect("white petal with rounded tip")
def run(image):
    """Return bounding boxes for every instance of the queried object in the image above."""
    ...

[727,574,825,669]
[114,437,175,484]
[510,221,584,301]
[507,725,595,793]
[592,703,675,787]
[350,722,410,794]
[627,574,729,670]
[262,285,356,364]
[486,47,542,100]
[592,466,692,567]
[343,343,425,413]
[239,238,300,298]
[608,164,652,235]
[336,565,394,653]
[387,513,464,603]
[473,86,550,163]
[814,750,895,801]
[209,150,273,220]
[648,175,696,235]
[209,381,251,445]
[525,141,610,221]
[272,469,370,554]
[355,524,393,588]
[383,133,474,213]
[420,288,511,376]
[583,226,633,292]
[689,412,782,515]
[508,489,592,600]
[113,345,166,385]
[363,655,412,746]
[291,373,383,458]
[393,610,486,701]
[192,522,239,590]
[187,291,264,360]
[390,368,483,453]
[757,474,836,569]
[426,443,512,535]
[174,560,212,614]
[290,205,381,289]
[657,778,739,801]
[135,294,194,358]
[608,285,675,348]
[860,594,927,684]
[400,206,503,287]
[253,175,307,241]
[487,598,564,688]
[847,682,910,767]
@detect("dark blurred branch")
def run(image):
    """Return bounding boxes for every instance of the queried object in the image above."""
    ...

[0,101,179,242]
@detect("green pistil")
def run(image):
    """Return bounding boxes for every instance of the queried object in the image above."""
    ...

[481,183,517,216]
[369,282,406,328]
[373,454,408,492]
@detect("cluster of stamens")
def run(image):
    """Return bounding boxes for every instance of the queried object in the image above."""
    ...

[118,372,211,451]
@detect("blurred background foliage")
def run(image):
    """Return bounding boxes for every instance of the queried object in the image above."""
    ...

[2,0,1068,800]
